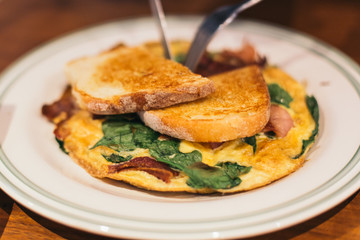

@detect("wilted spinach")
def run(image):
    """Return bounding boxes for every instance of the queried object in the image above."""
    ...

[294,95,319,159]
[267,83,293,108]
[244,135,257,154]
[92,114,251,189]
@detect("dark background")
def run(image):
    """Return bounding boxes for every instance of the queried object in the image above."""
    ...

[0,0,359,73]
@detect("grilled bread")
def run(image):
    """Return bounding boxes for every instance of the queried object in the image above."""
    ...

[44,66,317,194]
[65,46,214,114]
[139,65,271,142]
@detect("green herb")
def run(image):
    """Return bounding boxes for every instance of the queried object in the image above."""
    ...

[294,95,319,159]
[55,138,68,154]
[91,114,159,151]
[149,140,250,189]
[185,162,251,189]
[148,140,202,170]
[264,131,277,139]
[267,83,293,108]
[244,136,257,154]
[92,115,251,189]
[174,53,186,64]
[102,154,132,163]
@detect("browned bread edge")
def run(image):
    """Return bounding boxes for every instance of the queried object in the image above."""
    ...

[72,81,215,114]
[139,66,270,142]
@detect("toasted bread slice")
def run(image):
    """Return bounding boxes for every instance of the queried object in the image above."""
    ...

[142,40,190,58]
[65,46,214,114]
[139,65,270,142]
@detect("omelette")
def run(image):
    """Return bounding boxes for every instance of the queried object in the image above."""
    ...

[42,43,319,194]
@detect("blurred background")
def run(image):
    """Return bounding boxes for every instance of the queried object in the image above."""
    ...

[0,0,359,73]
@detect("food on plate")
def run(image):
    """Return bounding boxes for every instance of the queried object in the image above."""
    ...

[140,65,271,142]
[65,45,214,114]
[42,41,319,194]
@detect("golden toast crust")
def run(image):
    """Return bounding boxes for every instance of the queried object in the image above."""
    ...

[66,46,214,114]
[140,65,271,142]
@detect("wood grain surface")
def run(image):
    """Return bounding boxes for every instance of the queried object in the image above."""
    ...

[0,0,359,239]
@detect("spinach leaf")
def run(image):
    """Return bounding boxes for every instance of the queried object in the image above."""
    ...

[102,154,132,163]
[92,115,251,190]
[244,135,257,154]
[92,114,160,151]
[150,141,249,189]
[174,53,186,64]
[149,140,202,170]
[217,162,251,178]
[294,95,319,159]
[267,83,293,108]
[264,131,276,139]
[91,118,135,151]
[185,162,251,189]
[132,123,160,148]
[55,138,68,154]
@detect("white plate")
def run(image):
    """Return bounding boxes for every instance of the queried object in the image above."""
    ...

[0,16,359,240]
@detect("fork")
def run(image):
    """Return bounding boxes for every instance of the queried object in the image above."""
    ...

[184,0,263,71]
[149,0,173,60]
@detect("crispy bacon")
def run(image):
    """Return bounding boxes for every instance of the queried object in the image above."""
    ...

[41,85,78,123]
[195,54,239,77]
[195,41,266,77]
[208,142,224,149]
[263,104,294,138]
[220,41,264,66]
[108,157,178,183]
[53,121,70,141]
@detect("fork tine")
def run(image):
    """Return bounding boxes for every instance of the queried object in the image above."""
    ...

[184,0,262,71]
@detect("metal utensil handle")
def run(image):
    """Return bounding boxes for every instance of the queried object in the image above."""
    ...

[185,0,262,71]
[149,0,173,60]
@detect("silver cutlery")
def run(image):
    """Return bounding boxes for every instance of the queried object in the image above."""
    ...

[184,0,263,71]
[149,0,173,60]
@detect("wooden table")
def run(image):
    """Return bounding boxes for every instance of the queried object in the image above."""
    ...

[0,0,359,239]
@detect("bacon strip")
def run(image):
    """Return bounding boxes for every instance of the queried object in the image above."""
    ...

[263,104,294,138]
[53,121,70,141]
[108,157,178,183]
[208,142,224,149]
[195,42,266,77]
[41,85,78,123]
